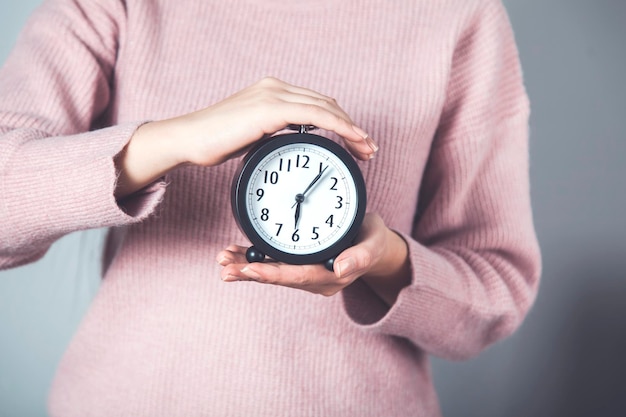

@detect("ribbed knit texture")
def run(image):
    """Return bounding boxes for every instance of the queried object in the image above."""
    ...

[0,0,541,415]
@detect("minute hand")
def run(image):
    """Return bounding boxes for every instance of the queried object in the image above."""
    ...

[302,165,329,197]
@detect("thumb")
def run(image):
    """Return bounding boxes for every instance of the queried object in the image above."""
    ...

[333,244,374,279]
[333,213,385,278]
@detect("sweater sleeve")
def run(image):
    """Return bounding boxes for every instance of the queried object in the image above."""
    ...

[341,0,541,360]
[0,0,166,270]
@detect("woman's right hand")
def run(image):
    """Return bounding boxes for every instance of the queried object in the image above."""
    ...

[114,77,378,198]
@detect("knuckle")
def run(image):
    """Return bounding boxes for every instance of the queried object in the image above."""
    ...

[324,97,339,108]
[297,266,319,286]
[321,288,339,297]
[317,98,330,107]
[333,114,347,128]
[317,97,337,108]
[258,76,280,87]
[297,274,311,286]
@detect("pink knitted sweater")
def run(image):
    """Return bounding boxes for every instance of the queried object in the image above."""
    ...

[0,0,541,415]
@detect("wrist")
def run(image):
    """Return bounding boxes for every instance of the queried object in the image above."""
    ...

[136,118,191,166]
[371,228,409,278]
[114,120,187,198]
[360,228,411,305]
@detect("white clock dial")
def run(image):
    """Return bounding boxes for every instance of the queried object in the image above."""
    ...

[245,143,358,255]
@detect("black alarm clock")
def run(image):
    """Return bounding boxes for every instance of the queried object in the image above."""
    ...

[231,125,366,270]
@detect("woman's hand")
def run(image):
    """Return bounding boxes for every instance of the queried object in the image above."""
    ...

[177,77,377,166]
[114,77,378,197]
[216,213,411,305]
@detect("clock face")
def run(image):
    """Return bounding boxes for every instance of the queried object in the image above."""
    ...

[232,133,366,265]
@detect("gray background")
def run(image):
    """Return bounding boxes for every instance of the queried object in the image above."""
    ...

[1,0,625,416]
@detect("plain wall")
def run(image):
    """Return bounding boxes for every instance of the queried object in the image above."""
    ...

[1,0,625,416]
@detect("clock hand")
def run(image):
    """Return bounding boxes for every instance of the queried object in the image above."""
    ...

[294,199,302,229]
[302,165,329,197]
[291,165,329,209]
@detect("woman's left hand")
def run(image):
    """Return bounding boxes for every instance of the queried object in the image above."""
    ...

[217,213,411,302]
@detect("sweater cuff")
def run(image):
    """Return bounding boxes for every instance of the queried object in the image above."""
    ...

[341,231,466,341]
[116,177,168,219]
[3,123,166,245]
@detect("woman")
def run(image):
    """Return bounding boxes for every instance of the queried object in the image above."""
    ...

[0,0,541,415]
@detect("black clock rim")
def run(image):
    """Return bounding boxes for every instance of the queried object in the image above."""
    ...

[231,132,367,265]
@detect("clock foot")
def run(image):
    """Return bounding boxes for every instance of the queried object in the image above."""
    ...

[324,257,335,272]
[246,246,266,263]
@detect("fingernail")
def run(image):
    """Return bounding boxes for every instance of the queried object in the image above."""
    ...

[365,136,379,153]
[336,258,355,278]
[223,274,239,282]
[352,126,379,153]
[352,125,369,139]
[217,255,232,266]
[241,266,261,280]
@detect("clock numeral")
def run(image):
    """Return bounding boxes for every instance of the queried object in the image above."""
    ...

[311,227,320,240]
[256,188,264,201]
[335,196,343,209]
[279,158,292,172]
[264,170,279,185]
[318,162,324,173]
[325,215,334,228]
[296,155,310,168]
[275,223,283,236]
[260,208,269,221]
[291,229,300,242]
[329,177,338,191]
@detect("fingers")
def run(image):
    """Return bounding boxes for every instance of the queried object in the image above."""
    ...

[215,215,393,299]
[239,262,349,297]
[276,101,376,160]
[179,77,378,168]
[253,77,379,161]
[256,77,344,117]
[282,83,344,110]
[333,245,374,281]
[215,245,353,296]
[216,245,247,266]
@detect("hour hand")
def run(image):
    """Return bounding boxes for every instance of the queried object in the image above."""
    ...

[294,200,301,229]
[293,193,304,228]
